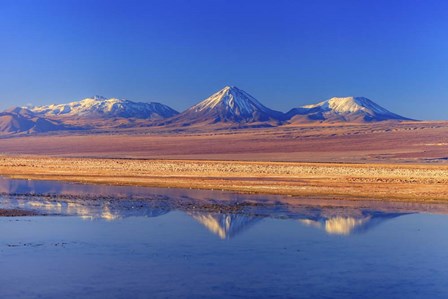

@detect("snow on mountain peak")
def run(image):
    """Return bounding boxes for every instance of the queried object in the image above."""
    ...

[191,85,269,116]
[287,96,411,122]
[164,86,285,125]
[27,97,178,119]
[303,96,391,115]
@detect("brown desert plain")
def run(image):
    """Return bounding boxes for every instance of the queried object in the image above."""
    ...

[0,121,448,203]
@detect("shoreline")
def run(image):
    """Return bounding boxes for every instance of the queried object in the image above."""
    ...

[0,208,38,217]
[0,155,448,203]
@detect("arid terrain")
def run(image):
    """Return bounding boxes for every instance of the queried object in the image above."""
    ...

[1,155,447,202]
[0,122,447,203]
[0,121,447,163]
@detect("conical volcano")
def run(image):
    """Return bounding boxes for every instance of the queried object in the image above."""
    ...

[165,86,285,127]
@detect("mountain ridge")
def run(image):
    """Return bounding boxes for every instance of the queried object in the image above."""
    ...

[27,96,179,120]
[0,87,415,134]
[0,110,69,135]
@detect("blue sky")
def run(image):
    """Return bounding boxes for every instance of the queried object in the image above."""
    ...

[1,0,447,119]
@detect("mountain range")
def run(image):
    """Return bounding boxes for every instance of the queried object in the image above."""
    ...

[0,86,413,135]
[28,95,179,119]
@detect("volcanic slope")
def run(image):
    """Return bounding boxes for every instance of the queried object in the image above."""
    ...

[163,86,286,127]
[287,97,412,122]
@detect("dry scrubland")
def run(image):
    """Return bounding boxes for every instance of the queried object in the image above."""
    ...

[0,122,447,163]
[1,156,448,202]
[0,122,447,203]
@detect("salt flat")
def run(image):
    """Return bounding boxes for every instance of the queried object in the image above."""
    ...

[1,155,447,202]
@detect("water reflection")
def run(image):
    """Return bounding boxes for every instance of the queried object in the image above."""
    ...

[189,212,261,239]
[298,212,402,235]
[300,217,371,235]
[0,194,409,238]
[1,177,447,238]
[1,196,171,220]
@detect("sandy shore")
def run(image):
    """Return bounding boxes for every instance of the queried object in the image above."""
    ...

[0,156,447,202]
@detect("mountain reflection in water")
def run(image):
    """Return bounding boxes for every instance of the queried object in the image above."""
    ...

[188,213,261,239]
[298,212,402,235]
[2,176,446,238]
[1,194,405,238]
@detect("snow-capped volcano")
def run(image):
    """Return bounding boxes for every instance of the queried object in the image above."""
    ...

[165,86,285,126]
[287,96,411,122]
[28,96,178,119]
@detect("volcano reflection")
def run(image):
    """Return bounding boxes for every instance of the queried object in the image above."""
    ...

[298,212,403,235]
[0,177,417,238]
[189,213,261,239]
[1,194,408,238]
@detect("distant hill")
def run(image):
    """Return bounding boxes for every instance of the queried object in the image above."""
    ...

[286,97,412,122]
[0,109,68,135]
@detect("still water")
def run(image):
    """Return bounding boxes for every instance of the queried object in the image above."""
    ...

[0,178,448,298]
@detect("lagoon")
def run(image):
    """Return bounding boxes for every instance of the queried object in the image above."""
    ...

[1,178,448,298]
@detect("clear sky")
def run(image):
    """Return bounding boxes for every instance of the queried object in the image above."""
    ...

[1,0,447,119]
